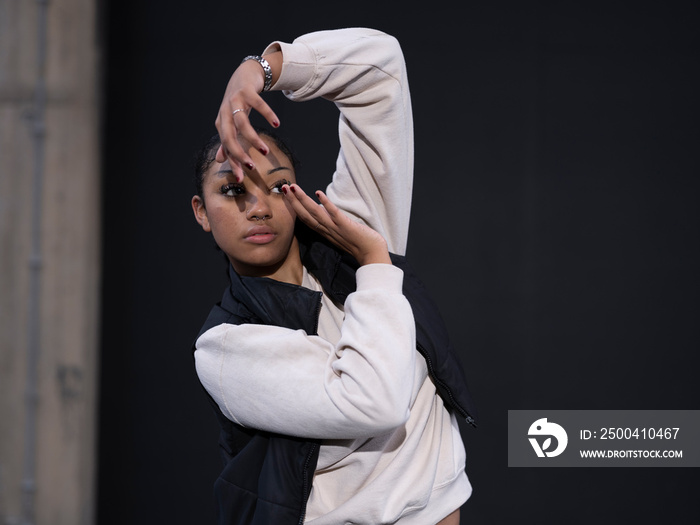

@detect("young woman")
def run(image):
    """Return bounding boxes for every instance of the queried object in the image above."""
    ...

[191,28,477,525]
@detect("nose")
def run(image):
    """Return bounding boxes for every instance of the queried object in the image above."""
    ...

[245,190,272,221]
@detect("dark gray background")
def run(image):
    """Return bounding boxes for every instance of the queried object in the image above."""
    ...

[97,1,699,523]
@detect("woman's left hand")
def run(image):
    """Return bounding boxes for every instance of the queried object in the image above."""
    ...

[283,184,391,266]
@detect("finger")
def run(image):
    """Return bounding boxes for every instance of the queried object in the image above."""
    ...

[285,185,330,229]
[313,190,344,220]
[291,185,328,221]
[286,187,352,252]
[220,150,245,183]
[215,105,238,159]
[232,95,280,156]
[249,96,280,130]
[215,144,227,164]
[231,160,246,183]
[216,105,256,171]
[219,141,252,183]
[285,185,365,256]
[214,145,246,182]
[233,110,270,156]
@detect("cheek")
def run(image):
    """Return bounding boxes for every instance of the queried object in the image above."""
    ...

[275,197,296,223]
[206,205,244,234]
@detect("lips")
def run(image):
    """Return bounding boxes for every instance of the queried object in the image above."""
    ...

[244,225,277,244]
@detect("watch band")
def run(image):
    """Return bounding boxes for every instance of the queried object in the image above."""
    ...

[241,55,272,92]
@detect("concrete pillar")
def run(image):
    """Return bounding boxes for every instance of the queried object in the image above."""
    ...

[0,0,101,523]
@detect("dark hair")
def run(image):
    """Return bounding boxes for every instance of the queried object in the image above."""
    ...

[192,128,300,201]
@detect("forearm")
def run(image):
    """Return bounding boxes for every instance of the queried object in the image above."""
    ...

[194,264,416,439]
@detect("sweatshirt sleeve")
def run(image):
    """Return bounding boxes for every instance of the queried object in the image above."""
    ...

[194,264,416,439]
[264,28,414,255]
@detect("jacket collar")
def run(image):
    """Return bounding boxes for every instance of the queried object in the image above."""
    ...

[225,267,321,334]
[222,223,356,335]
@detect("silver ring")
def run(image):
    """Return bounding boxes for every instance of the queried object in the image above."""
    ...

[232,108,245,117]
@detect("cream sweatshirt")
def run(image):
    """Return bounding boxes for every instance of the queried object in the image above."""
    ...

[194,28,471,524]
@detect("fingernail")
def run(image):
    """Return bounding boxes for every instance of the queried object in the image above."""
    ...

[245,162,254,170]
[290,185,297,193]
[282,186,288,194]
[259,147,268,155]
[272,120,280,128]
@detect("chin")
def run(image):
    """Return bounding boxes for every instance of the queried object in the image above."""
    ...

[224,235,297,277]
[227,250,288,274]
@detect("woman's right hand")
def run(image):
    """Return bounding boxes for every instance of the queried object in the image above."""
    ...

[284,184,391,266]
[214,51,282,181]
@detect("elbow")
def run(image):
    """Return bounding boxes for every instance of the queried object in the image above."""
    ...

[364,32,406,77]
[377,383,412,429]
[344,391,412,437]
[366,406,410,436]
[377,406,411,433]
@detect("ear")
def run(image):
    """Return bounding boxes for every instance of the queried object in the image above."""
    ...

[191,195,211,232]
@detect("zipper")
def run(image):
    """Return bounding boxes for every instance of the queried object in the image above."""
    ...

[416,342,477,428]
[311,292,322,336]
[297,442,319,525]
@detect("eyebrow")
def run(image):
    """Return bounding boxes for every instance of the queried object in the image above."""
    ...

[268,166,292,176]
[214,166,292,178]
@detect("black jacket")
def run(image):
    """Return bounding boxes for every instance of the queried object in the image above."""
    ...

[195,226,477,524]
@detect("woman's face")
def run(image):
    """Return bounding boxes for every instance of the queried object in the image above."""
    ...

[192,136,299,280]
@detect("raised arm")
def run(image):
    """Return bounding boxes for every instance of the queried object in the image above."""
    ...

[194,264,416,439]
[216,28,414,255]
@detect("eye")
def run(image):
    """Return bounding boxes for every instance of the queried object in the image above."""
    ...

[271,179,292,194]
[220,182,245,197]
